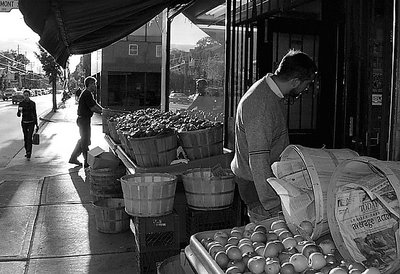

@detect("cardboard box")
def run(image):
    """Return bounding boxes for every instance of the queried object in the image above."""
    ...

[88,146,120,169]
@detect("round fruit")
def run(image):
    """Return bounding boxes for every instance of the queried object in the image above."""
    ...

[215,251,229,270]
[245,222,257,231]
[319,239,336,255]
[349,270,363,274]
[239,237,252,244]
[239,243,254,255]
[271,219,288,231]
[230,230,243,240]
[300,220,314,236]
[348,262,366,272]
[267,231,279,241]
[263,241,280,258]
[362,268,381,274]
[227,246,242,260]
[283,237,298,250]
[294,234,305,243]
[308,252,326,270]
[243,230,252,239]
[247,255,266,274]
[279,230,294,241]
[278,252,292,264]
[324,254,338,265]
[274,228,289,236]
[264,259,280,274]
[329,267,348,274]
[302,243,322,258]
[271,240,285,253]
[255,245,266,256]
[289,253,308,272]
[296,240,314,253]
[225,266,241,274]
[201,238,213,248]
[209,244,224,258]
[254,225,267,234]
[229,259,246,272]
[227,236,240,246]
[214,235,228,246]
[252,241,265,249]
[280,262,297,274]
[251,231,267,243]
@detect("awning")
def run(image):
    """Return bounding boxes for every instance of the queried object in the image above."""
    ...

[19,0,190,68]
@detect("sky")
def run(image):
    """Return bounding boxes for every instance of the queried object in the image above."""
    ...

[0,10,207,74]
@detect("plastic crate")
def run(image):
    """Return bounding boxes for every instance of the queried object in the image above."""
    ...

[186,206,237,240]
[135,247,180,274]
[131,211,180,253]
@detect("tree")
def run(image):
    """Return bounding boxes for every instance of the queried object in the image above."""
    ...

[35,45,63,112]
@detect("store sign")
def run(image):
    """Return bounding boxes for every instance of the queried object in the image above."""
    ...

[0,0,18,12]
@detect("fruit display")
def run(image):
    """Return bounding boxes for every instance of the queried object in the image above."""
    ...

[110,108,222,139]
[197,219,382,274]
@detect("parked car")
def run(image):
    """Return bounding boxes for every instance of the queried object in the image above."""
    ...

[12,91,25,105]
[169,91,192,104]
[2,87,17,101]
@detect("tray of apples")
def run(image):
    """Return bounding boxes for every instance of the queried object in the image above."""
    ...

[189,218,382,274]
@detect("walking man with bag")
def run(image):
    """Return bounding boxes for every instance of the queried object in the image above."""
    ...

[231,49,317,221]
[69,76,103,168]
[17,89,39,160]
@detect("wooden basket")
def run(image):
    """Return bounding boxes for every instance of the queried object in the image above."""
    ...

[120,173,177,217]
[89,165,126,201]
[127,133,178,167]
[182,168,235,210]
[102,108,127,134]
[327,157,400,273]
[178,125,223,160]
[117,130,135,160]
[107,120,120,144]
[273,145,359,239]
[93,198,130,233]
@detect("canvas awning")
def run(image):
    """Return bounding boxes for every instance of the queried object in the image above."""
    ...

[19,0,191,68]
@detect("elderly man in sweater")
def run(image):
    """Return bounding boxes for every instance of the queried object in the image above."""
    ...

[231,49,317,221]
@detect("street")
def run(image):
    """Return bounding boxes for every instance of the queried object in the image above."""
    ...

[0,93,61,167]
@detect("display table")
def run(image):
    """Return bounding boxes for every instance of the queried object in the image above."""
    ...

[105,134,234,177]
[181,246,209,274]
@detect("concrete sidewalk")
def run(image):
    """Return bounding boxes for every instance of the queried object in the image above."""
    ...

[0,99,138,273]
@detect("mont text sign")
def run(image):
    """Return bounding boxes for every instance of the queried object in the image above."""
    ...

[0,0,18,12]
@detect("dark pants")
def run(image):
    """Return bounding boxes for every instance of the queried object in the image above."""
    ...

[235,176,281,219]
[22,122,35,156]
[70,117,91,163]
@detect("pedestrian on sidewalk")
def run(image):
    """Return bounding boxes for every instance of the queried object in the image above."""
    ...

[69,77,103,168]
[17,89,39,160]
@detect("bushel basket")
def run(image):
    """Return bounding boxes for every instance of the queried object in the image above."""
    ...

[107,120,120,144]
[120,173,177,217]
[182,168,235,210]
[178,124,223,160]
[327,156,400,274]
[89,165,126,201]
[127,133,178,167]
[93,198,130,233]
[268,145,359,239]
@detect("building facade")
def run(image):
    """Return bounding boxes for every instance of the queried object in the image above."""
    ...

[91,16,163,110]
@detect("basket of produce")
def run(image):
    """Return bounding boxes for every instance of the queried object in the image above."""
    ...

[267,145,359,240]
[178,123,223,161]
[182,168,235,210]
[107,115,122,144]
[120,173,177,217]
[102,108,129,135]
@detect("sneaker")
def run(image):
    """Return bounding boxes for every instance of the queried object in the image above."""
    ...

[68,158,81,166]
